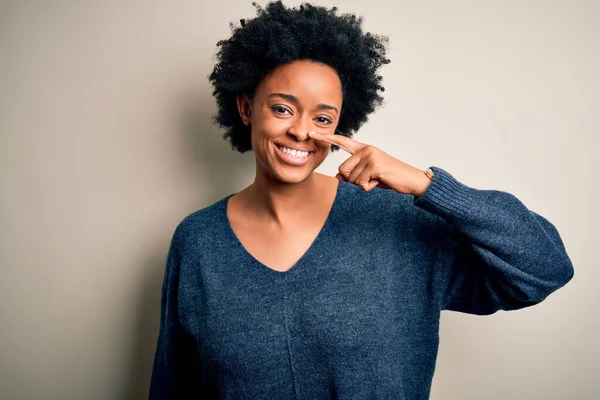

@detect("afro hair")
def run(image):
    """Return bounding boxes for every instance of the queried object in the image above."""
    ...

[208,1,391,153]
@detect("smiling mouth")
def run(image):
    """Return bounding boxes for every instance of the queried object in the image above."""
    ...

[275,144,315,158]
[274,143,316,166]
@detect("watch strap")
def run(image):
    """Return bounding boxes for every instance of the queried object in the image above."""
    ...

[424,167,435,181]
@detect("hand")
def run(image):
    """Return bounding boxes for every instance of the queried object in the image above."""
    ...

[307,131,432,196]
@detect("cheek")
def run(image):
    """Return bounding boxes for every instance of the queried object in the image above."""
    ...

[253,116,286,140]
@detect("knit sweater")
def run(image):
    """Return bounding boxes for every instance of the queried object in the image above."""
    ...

[148,166,574,399]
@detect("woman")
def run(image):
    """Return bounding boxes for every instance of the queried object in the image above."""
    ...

[149,2,574,399]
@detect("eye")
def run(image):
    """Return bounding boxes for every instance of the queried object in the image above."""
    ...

[315,116,333,125]
[271,105,291,115]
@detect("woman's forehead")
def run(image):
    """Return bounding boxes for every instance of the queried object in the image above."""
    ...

[256,60,343,104]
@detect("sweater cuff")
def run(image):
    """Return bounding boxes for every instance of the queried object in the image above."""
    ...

[413,166,476,221]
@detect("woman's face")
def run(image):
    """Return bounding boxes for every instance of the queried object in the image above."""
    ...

[237,59,343,184]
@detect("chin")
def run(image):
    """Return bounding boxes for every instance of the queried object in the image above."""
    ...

[267,157,318,183]
[273,168,314,184]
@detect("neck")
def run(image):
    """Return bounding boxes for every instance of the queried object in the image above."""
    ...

[243,169,326,226]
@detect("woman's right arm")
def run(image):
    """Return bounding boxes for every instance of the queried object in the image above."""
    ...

[149,224,204,399]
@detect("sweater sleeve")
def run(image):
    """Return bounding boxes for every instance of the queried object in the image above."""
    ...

[149,223,204,399]
[413,166,574,315]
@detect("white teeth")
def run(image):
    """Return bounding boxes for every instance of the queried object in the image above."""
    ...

[278,145,310,158]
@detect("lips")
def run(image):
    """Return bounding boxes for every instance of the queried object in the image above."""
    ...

[274,143,314,166]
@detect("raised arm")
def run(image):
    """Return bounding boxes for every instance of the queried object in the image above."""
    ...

[303,132,573,315]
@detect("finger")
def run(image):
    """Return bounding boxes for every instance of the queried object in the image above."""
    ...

[307,131,363,155]
[355,164,377,190]
[365,179,380,191]
[338,153,362,179]
[348,156,370,184]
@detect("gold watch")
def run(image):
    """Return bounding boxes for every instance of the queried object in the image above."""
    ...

[424,167,435,181]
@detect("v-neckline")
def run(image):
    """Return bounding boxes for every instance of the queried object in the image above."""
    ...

[221,179,344,275]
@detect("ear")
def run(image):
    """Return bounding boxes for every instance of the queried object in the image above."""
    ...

[236,94,252,126]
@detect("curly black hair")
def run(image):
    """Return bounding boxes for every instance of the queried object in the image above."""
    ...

[208,0,390,153]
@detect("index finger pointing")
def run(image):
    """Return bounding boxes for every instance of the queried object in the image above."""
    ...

[308,131,363,154]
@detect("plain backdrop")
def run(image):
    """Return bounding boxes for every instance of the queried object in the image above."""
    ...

[0,0,597,398]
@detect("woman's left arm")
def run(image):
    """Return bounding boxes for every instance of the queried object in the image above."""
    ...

[307,132,575,315]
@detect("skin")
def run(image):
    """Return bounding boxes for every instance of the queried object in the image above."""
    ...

[307,131,432,197]
[230,60,431,230]
[233,59,343,226]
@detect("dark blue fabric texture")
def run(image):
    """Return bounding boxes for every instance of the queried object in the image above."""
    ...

[149,166,574,399]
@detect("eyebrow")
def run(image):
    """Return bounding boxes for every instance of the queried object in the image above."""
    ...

[267,93,339,114]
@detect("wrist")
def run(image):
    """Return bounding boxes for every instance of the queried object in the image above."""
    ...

[412,169,433,198]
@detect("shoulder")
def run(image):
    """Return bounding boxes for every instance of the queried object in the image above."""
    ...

[168,194,230,252]
[338,180,412,220]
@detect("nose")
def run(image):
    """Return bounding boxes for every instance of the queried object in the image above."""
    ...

[286,117,312,142]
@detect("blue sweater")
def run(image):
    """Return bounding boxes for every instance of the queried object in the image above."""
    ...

[149,166,574,399]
